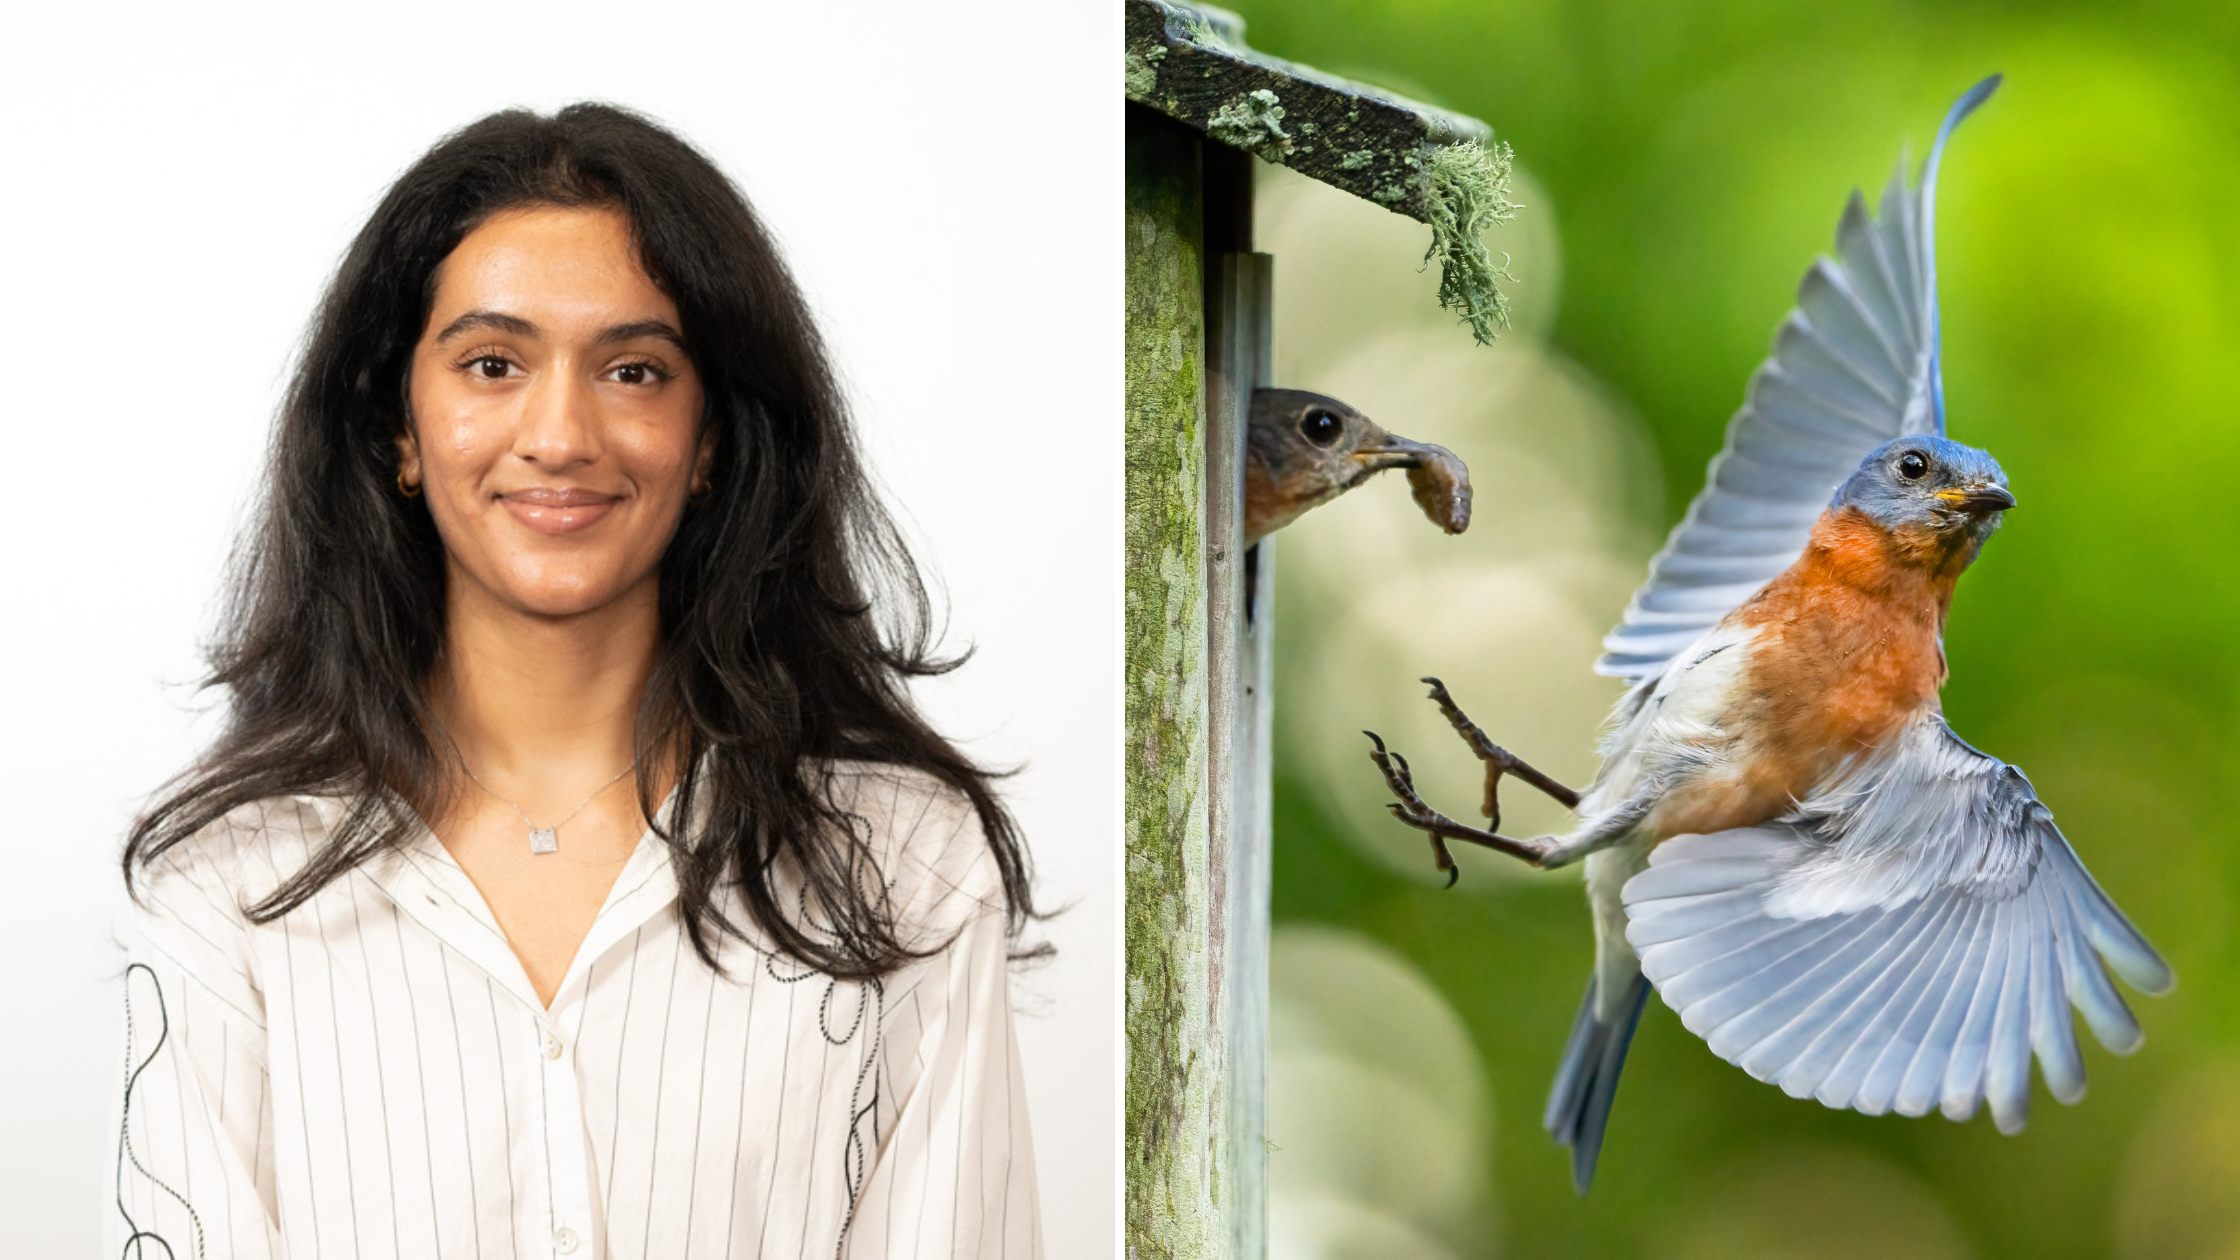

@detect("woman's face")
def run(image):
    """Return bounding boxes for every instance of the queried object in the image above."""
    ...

[400,204,709,621]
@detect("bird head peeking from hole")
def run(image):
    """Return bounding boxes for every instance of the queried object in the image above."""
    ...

[1244,388,1472,545]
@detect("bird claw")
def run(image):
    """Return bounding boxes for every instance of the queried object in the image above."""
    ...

[1417,677,1582,816]
[1369,731,1462,884]
[1365,728,1547,877]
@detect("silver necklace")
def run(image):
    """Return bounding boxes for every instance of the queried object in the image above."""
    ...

[454,753,637,855]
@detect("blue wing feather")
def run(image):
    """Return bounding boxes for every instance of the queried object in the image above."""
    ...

[1860,893,1989,1115]
[1923,74,2003,434]
[1816,891,1973,1110]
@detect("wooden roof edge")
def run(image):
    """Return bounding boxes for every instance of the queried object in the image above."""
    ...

[1124,0,1493,222]
[1124,0,1518,342]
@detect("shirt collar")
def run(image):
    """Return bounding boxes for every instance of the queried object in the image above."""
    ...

[348,786,689,1015]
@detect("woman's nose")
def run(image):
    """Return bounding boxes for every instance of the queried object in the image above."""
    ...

[512,367,602,469]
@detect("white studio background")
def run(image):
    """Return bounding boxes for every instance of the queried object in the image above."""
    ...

[0,4,1118,1256]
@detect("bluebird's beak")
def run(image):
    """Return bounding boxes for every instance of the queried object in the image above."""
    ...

[1352,434,1439,472]
[1939,485,2017,513]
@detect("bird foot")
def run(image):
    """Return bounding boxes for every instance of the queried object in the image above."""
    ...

[1365,731,1553,886]
[1420,677,1582,819]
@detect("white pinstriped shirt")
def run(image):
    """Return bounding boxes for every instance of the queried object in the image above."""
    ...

[109,765,1041,1259]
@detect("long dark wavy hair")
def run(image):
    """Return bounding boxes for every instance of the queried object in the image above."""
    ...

[124,103,1036,980]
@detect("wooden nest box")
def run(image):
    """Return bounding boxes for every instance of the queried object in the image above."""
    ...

[1123,2,1505,1255]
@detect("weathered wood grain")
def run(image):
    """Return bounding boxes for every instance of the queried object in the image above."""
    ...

[1213,253,1276,1260]
[1124,105,1218,1260]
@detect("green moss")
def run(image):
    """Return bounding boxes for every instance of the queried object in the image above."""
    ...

[1421,138,1521,345]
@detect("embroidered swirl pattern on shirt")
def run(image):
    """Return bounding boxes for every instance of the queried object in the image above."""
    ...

[763,954,884,1258]
[764,820,895,1257]
[117,963,201,1260]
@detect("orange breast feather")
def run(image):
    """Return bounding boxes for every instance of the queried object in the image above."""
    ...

[1654,507,1958,839]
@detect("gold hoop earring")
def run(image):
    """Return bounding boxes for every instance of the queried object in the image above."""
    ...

[397,469,422,498]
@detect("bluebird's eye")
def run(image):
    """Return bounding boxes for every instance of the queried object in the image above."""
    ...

[1897,451,1931,481]
[1300,409,1342,447]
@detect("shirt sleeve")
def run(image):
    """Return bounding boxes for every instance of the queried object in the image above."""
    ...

[842,904,1042,1259]
[108,840,282,1260]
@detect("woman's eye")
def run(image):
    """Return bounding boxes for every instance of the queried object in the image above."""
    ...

[468,355,515,380]
[610,361,670,387]
[1300,409,1342,447]
[1898,451,1930,480]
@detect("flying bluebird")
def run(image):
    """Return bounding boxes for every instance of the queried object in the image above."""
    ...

[1363,75,2171,1193]
[1245,387,1472,544]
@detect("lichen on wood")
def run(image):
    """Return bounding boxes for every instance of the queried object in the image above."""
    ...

[1205,88,1290,161]
[1423,138,1520,344]
[1124,107,1222,1260]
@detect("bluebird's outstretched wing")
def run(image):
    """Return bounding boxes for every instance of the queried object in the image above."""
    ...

[1619,712,2172,1133]
[1598,76,2002,681]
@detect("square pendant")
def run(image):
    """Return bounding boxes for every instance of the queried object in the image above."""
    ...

[529,827,559,855]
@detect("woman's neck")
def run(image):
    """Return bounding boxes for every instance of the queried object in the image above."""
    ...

[429,570,662,801]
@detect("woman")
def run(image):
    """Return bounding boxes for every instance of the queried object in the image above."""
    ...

[112,104,1041,1259]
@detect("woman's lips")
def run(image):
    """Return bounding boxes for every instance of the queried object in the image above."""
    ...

[499,488,619,535]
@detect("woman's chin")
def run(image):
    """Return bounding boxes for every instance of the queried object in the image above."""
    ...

[517,583,641,620]
[459,565,654,623]
[513,591,615,620]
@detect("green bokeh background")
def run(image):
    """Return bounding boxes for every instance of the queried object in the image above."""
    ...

[1231,1,2240,1255]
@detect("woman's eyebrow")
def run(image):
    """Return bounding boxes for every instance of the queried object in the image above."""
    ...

[595,319,687,350]
[433,309,539,343]
[430,310,685,350]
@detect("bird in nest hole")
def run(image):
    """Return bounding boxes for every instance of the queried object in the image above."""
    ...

[1243,388,1471,546]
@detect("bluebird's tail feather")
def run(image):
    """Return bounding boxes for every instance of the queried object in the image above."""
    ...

[1544,969,1651,1194]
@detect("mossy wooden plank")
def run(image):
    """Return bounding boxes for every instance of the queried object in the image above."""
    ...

[1124,0,1487,213]
[1124,0,1518,343]
[1124,106,1221,1260]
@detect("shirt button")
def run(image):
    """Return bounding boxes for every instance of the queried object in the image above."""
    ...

[543,1031,564,1060]
[554,1225,579,1253]
[423,890,443,908]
